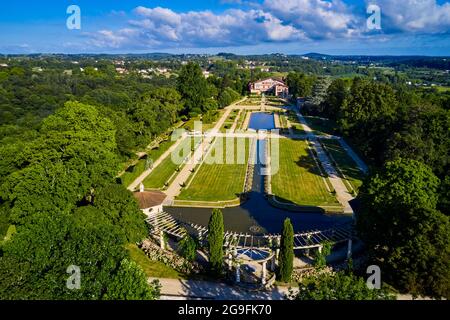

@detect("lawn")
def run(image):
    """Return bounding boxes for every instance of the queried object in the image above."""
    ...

[271,139,339,207]
[303,116,337,136]
[121,138,179,187]
[177,138,249,201]
[320,139,365,192]
[220,109,240,132]
[143,137,200,189]
[126,244,185,279]
[287,111,306,134]
[236,109,248,131]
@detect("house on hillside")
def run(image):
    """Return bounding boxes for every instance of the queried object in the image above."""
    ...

[248,78,289,98]
[133,185,166,216]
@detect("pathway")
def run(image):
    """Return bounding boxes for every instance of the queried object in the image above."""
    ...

[150,277,292,300]
[128,133,187,192]
[295,110,354,214]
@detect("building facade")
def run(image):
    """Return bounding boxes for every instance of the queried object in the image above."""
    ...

[249,78,289,97]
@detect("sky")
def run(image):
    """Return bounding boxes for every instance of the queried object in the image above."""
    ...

[0,0,449,55]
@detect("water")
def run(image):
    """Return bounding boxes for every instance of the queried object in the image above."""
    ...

[165,111,352,234]
[248,112,275,130]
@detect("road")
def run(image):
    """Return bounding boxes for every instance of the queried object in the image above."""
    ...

[150,277,292,300]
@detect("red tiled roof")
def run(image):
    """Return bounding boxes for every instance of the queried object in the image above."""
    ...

[133,191,167,209]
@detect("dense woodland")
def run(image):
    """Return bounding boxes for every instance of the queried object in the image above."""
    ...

[289,70,449,299]
[0,54,449,299]
[0,58,243,299]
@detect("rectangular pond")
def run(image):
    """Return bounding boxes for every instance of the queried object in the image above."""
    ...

[248,112,275,130]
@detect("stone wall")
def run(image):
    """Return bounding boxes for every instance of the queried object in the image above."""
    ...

[140,239,204,275]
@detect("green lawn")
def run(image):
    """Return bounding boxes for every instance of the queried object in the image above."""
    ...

[220,109,239,132]
[126,244,185,279]
[143,137,200,189]
[320,139,365,192]
[236,109,248,131]
[177,138,249,201]
[272,139,339,207]
[121,138,179,187]
[303,116,337,136]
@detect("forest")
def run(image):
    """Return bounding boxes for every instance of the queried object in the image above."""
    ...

[0,58,243,299]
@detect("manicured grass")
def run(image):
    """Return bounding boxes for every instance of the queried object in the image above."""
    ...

[272,139,339,207]
[177,138,249,201]
[236,109,248,131]
[303,116,337,136]
[121,138,179,187]
[220,109,239,132]
[143,137,200,189]
[266,97,287,106]
[320,139,365,192]
[287,111,306,134]
[126,244,185,279]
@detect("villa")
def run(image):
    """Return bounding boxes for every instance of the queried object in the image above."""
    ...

[248,78,289,98]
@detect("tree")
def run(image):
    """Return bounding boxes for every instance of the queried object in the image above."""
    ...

[290,271,395,300]
[286,72,315,99]
[385,104,450,177]
[93,183,147,243]
[105,259,161,300]
[178,234,198,262]
[321,79,349,120]
[337,78,399,164]
[0,101,120,225]
[358,158,439,217]
[314,241,332,269]
[208,209,224,275]
[177,62,209,116]
[218,87,241,108]
[357,158,449,299]
[278,218,294,282]
[0,209,158,300]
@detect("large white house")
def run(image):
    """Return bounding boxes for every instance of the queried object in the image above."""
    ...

[248,78,289,97]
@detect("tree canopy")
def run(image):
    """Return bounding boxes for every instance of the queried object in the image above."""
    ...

[357,158,450,299]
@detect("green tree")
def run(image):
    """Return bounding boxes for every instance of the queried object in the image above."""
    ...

[290,271,395,300]
[208,209,224,275]
[385,104,450,177]
[178,234,198,262]
[0,210,159,300]
[314,241,332,269]
[357,158,449,299]
[0,101,120,225]
[286,72,315,99]
[278,218,294,282]
[105,259,161,300]
[93,184,147,243]
[177,62,209,115]
[321,79,350,120]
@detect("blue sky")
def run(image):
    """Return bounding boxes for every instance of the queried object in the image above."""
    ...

[1,0,449,55]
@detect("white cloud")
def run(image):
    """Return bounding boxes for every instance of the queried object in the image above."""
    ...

[369,0,450,33]
[86,1,450,50]
[262,0,361,39]
[89,7,306,49]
